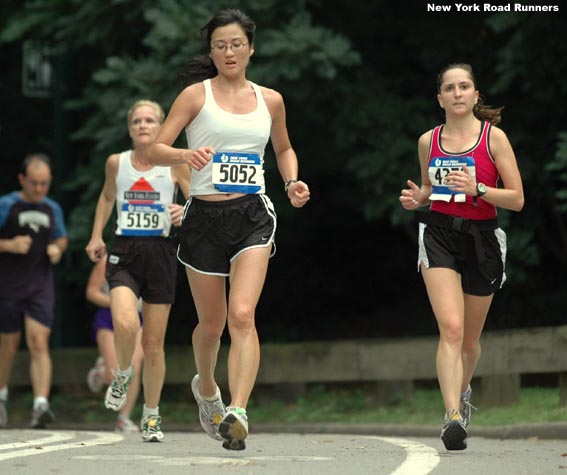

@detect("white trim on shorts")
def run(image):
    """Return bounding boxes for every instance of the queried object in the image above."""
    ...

[417,222,429,272]
[176,194,277,277]
[417,222,508,289]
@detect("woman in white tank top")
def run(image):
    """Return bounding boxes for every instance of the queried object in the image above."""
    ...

[149,8,310,451]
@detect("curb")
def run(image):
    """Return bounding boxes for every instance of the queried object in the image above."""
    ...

[47,422,567,440]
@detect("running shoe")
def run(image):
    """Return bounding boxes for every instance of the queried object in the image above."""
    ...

[459,385,477,428]
[441,409,467,450]
[191,374,225,441]
[141,414,164,442]
[219,406,248,451]
[0,400,7,428]
[115,415,140,433]
[87,356,106,393]
[104,366,133,411]
[30,402,55,429]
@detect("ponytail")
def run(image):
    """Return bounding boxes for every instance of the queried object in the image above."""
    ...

[179,55,217,88]
[473,96,503,126]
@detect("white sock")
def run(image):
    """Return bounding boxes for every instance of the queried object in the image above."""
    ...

[33,396,49,411]
[0,386,8,402]
[143,404,159,418]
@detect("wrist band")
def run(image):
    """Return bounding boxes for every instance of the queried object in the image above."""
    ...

[284,179,298,193]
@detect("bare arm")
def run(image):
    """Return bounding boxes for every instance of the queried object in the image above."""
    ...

[85,154,119,262]
[47,236,68,264]
[480,127,524,211]
[400,131,433,210]
[264,87,310,208]
[0,235,33,254]
[85,259,110,308]
[149,84,214,170]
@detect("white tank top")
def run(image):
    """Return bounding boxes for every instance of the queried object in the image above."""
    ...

[114,150,176,237]
[185,79,272,195]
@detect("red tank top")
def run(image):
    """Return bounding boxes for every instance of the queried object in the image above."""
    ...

[428,121,499,220]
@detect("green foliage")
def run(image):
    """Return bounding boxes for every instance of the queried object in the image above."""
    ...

[546,132,567,214]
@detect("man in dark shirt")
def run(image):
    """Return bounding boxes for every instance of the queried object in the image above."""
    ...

[0,153,68,429]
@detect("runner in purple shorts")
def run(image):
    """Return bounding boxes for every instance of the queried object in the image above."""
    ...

[0,153,68,429]
[85,258,143,433]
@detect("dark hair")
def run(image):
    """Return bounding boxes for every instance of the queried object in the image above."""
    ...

[20,153,51,176]
[437,63,503,126]
[179,9,256,87]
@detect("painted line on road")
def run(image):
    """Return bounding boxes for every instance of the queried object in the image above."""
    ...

[0,431,76,451]
[0,431,123,461]
[370,436,440,475]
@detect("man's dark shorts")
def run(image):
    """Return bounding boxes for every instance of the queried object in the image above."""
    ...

[0,282,54,333]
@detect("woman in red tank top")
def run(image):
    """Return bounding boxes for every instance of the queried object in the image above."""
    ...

[399,63,524,451]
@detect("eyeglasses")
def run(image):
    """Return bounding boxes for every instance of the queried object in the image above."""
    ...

[210,42,249,52]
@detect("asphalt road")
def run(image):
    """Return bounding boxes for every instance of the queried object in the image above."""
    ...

[1,427,566,475]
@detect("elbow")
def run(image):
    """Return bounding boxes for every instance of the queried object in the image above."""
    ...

[512,195,525,212]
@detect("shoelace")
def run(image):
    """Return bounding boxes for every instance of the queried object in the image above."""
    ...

[143,416,162,432]
[461,399,478,412]
[109,370,128,397]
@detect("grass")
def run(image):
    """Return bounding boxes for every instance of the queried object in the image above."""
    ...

[5,384,566,428]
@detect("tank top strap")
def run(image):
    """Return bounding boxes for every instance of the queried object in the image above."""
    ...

[478,121,494,161]
[203,79,213,104]
[249,81,267,110]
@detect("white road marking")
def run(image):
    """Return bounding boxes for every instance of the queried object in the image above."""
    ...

[0,431,76,451]
[0,431,123,461]
[370,436,440,475]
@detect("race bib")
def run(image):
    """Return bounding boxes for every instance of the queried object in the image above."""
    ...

[428,156,476,202]
[211,152,264,194]
[120,203,165,236]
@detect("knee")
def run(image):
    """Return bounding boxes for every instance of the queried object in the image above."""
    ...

[27,335,49,355]
[439,321,464,347]
[197,319,225,342]
[142,338,164,363]
[112,314,139,337]
[228,304,255,334]
[0,340,19,357]
[462,339,481,355]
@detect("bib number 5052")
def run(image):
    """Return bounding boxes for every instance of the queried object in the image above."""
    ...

[212,152,264,194]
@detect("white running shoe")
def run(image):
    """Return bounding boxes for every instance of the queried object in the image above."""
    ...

[141,414,164,442]
[87,356,106,393]
[219,406,248,451]
[115,415,140,433]
[191,374,225,441]
[104,366,133,411]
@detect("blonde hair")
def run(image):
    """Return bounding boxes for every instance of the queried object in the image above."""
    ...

[127,100,165,125]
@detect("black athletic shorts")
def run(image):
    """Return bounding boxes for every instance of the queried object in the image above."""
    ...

[106,236,177,304]
[416,211,507,296]
[178,194,277,276]
[0,281,54,333]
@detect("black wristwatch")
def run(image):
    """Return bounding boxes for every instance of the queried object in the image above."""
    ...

[476,182,487,197]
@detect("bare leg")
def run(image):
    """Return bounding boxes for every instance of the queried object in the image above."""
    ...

[24,317,52,399]
[421,266,464,414]
[186,269,227,397]
[226,247,271,409]
[97,327,143,418]
[109,286,140,371]
[461,293,493,392]
[0,332,22,391]
[141,303,170,409]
